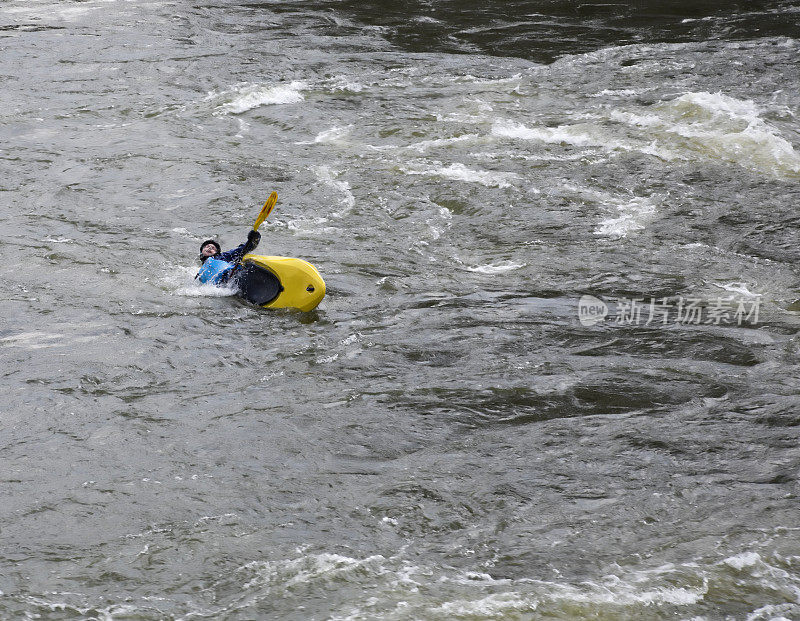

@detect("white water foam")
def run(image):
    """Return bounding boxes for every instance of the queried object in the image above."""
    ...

[208,81,306,115]
[30,546,788,620]
[431,567,708,617]
[403,162,521,188]
[413,15,442,24]
[313,165,356,210]
[316,353,339,364]
[326,76,366,93]
[492,119,606,148]
[301,125,353,145]
[168,266,236,297]
[561,185,659,238]
[453,73,524,86]
[490,117,682,161]
[714,282,762,298]
[472,149,591,163]
[238,553,388,591]
[466,261,526,274]
[428,206,453,241]
[611,91,800,177]
[362,134,481,154]
[174,283,237,297]
[434,592,534,617]
[746,603,797,621]
[3,1,111,20]
[589,88,643,98]
[718,551,800,619]
[723,551,762,570]
[404,134,481,154]
[594,196,658,238]
[284,217,340,236]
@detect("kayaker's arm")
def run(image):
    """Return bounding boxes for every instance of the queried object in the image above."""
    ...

[245,229,261,254]
[218,230,261,264]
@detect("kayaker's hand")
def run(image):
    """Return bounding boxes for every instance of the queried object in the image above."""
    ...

[247,230,261,245]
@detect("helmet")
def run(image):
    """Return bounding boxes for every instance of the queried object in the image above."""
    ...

[200,239,221,254]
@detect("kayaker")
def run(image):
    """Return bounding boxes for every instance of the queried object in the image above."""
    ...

[196,230,261,285]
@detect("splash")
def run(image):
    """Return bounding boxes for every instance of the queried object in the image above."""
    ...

[167,266,237,297]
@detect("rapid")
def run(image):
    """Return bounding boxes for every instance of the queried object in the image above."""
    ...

[1,1,799,619]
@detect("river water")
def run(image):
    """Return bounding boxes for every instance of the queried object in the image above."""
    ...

[2,1,800,619]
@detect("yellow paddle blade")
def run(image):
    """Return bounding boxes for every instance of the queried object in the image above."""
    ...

[253,192,277,231]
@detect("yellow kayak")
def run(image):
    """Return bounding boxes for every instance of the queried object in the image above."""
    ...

[238,254,325,312]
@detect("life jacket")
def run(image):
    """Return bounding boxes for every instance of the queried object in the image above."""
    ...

[196,257,236,285]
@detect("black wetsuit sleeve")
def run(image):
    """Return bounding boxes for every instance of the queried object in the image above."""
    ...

[217,231,261,264]
[217,242,250,264]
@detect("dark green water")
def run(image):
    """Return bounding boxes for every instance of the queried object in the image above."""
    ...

[1,1,799,618]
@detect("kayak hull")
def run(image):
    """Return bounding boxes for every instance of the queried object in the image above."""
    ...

[239,254,325,312]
